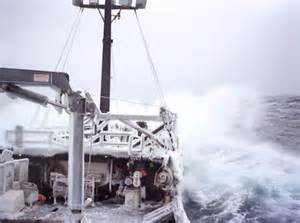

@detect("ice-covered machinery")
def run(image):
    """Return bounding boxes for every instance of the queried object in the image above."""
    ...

[0,0,190,220]
[0,149,39,213]
[0,67,189,222]
[0,149,29,195]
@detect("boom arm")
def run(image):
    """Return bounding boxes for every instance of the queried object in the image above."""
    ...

[0,68,71,93]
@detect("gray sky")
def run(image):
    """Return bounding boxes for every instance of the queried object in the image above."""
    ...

[0,0,299,104]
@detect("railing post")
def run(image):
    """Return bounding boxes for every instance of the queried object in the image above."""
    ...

[68,93,86,221]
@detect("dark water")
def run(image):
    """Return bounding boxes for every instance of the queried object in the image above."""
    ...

[183,96,300,223]
[259,96,300,154]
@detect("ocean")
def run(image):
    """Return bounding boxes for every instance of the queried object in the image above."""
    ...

[182,94,300,223]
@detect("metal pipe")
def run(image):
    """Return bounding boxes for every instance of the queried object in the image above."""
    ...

[2,84,48,105]
[97,113,162,122]
[109,158,113,192]
[1,84,67,109]
[120,119,166,148]
[68,110,84,212]
[100,0,112,113]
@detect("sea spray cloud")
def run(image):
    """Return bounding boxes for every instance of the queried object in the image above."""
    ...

[166,85,300,222]
[0,90,69,145]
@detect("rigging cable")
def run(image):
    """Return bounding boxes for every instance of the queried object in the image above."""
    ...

[97,8,104,21]
[87,118,94,176]
[61,9,84,71]
[111,45,117,99]
[134,10,167,107]
[55,8,84,71]
[98,95,161,108]
[89,93,161,108]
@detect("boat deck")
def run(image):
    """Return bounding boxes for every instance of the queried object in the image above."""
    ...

[0,203,168,223]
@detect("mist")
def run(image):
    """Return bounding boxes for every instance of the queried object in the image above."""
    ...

[0,0,299,105]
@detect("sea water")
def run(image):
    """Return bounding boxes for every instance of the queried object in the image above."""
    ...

[169,87,300,223]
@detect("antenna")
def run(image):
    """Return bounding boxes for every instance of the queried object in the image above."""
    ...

[72,0,147,113]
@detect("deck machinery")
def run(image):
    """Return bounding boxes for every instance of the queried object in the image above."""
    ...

[0,1,189,222]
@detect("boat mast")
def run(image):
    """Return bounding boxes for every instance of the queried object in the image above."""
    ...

[72,0,148,113]
[100,0,112,113]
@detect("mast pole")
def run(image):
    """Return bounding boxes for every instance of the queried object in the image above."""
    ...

[100,0,112,113]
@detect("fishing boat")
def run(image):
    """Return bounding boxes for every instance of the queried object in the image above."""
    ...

[0,0,189,222]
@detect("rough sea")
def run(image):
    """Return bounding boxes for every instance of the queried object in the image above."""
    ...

[179,91,300,223]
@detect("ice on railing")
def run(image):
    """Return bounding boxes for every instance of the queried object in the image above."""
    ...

[73,0,147,8]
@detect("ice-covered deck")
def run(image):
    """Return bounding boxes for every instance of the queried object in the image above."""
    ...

[0,200,181,223]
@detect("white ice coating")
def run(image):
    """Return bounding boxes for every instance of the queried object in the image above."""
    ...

[2,85,300,222]
[0,89,189,222]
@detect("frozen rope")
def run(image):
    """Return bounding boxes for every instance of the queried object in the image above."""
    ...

[61,9,84,71]
[55,8,84,71]
[98,95,161,108]
[134,10,167,107]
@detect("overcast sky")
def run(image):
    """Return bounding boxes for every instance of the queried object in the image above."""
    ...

[0,0,299,104]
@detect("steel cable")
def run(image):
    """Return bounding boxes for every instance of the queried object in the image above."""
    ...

[55,8,84,71]
[134,10,167,107]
